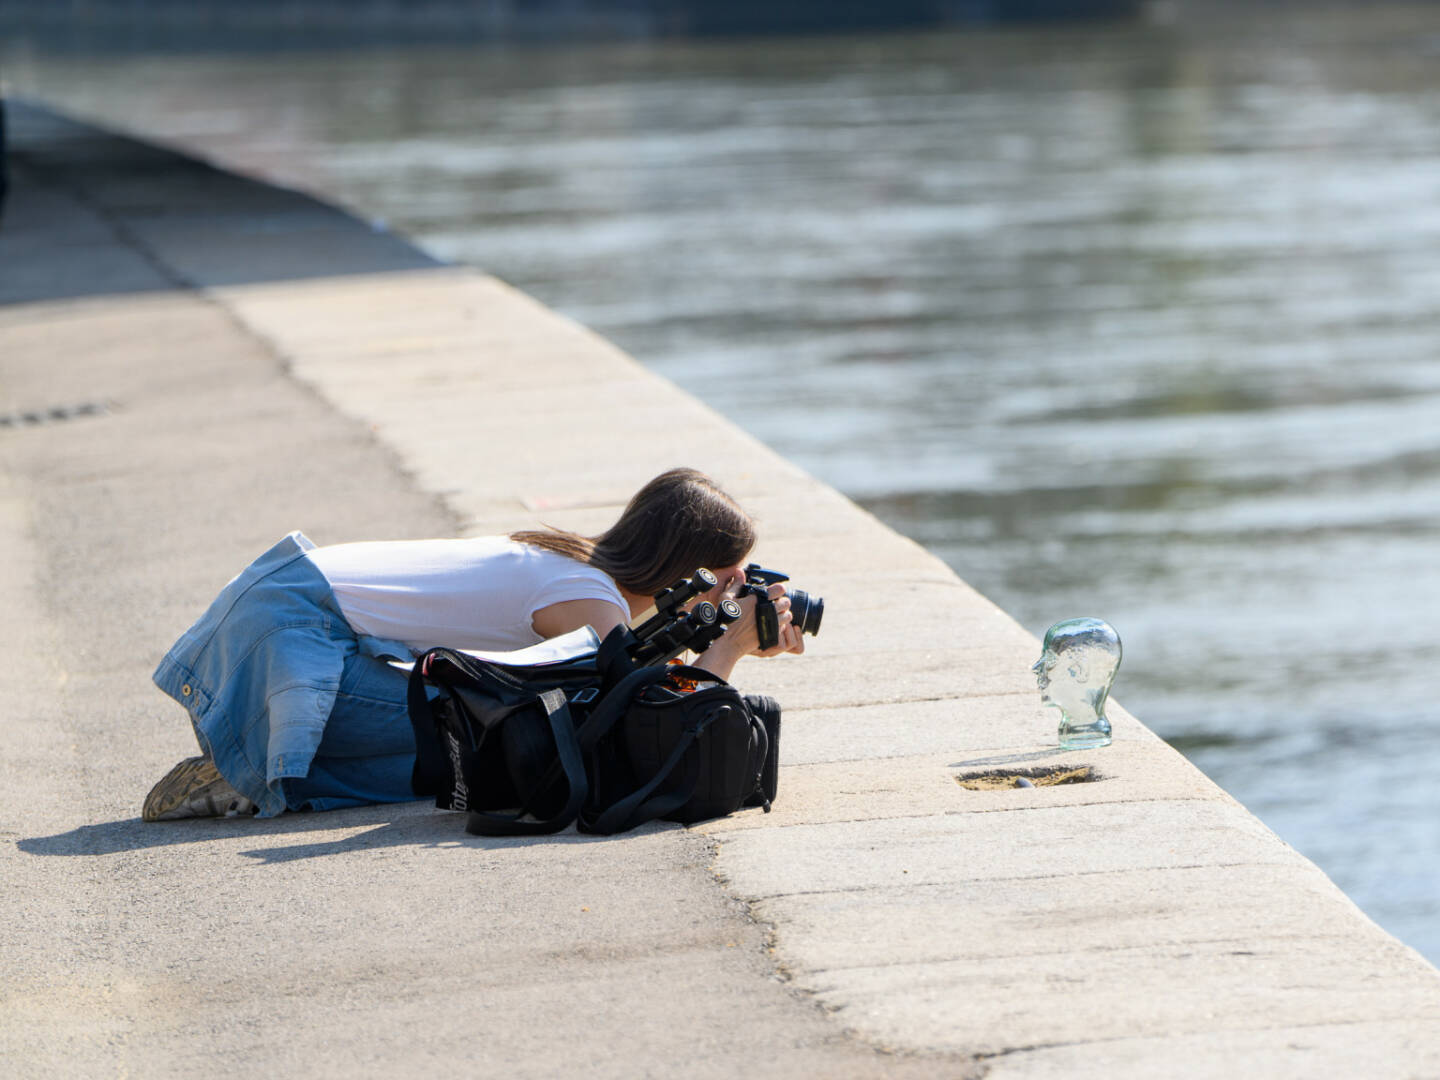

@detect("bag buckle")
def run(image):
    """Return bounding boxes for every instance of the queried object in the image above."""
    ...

[569,687,599,705]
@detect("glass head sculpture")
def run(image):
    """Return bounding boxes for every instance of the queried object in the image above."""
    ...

[1032,617,1121,750]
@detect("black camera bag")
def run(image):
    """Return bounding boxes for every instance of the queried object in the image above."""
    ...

[581,675,777,833]
[406,629,779,836]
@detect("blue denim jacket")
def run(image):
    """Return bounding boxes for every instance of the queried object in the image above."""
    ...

[153,532,416,816]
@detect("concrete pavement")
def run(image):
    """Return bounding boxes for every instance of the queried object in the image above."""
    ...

[4,99,1439,1077]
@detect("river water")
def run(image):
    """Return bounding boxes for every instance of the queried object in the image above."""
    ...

[5,4,1439,963]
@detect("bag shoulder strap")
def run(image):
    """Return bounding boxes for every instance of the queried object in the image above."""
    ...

[465,687,589,836]
[408,653,451,796]
[407,646,519,777]
[580,700,735,836]
[574,663,672,751]
[410,648,591,833]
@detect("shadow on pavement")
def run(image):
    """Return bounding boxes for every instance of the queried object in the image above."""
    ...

[0,97,442,307]
[19,802,649,862]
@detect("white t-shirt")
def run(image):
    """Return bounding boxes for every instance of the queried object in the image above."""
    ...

[305,537,628,653]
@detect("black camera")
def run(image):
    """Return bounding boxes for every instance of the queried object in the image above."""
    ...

[738,564,824,650]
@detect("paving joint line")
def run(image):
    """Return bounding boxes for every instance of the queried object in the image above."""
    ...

[739,860,1311,903]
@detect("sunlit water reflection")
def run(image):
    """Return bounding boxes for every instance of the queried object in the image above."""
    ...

[6,4,1439,961]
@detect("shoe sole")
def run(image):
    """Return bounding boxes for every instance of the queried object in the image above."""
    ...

[142,755,222,822]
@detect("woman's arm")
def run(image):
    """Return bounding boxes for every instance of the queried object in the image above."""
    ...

[531,598,629,642]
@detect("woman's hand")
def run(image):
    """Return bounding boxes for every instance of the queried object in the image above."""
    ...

[690,579,804,681]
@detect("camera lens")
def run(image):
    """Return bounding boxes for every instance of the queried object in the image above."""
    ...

[788,589,824,636]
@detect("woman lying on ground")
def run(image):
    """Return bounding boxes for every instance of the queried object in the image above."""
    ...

[142,467,803,822]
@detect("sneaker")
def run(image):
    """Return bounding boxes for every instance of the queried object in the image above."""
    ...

[142,756,258,821]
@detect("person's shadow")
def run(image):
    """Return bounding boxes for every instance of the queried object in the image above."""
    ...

[18,802,657,865]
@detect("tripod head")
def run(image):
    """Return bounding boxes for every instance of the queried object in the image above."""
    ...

[620,569,741,668]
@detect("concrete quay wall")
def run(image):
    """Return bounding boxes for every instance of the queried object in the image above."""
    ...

[3,100,1439,1077]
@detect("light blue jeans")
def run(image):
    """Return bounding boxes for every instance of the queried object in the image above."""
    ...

[153,532,424,816]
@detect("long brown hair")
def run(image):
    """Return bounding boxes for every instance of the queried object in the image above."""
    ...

[511,468,756,596]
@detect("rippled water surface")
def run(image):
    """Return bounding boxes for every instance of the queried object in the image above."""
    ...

[7,5,1440,962]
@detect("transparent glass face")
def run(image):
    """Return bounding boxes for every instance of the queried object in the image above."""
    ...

[1033,618,1121,749]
